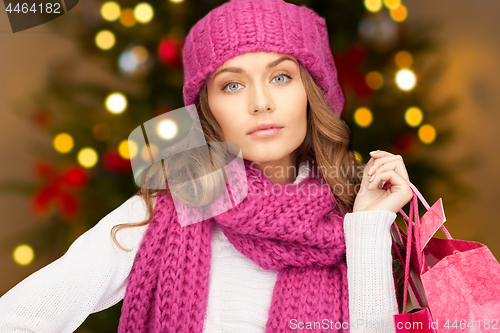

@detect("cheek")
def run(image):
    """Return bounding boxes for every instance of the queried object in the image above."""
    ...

[285,86,308,128]
[207,86,229,134]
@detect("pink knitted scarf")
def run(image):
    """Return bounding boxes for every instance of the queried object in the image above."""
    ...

[118,159,350,332]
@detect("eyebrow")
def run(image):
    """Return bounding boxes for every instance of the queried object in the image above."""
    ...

[211,56,298,81]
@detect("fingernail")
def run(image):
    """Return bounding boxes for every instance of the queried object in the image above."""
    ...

[369,173,375,182]
[369,150,378,155]
[368,166,374,175]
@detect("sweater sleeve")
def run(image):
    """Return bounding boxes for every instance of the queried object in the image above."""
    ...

[0,194,154,333]
[343,210,399,333]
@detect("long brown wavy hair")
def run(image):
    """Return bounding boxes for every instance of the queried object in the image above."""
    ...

[110,60,365,252]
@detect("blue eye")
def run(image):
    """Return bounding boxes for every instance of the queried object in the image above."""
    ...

[272,74,292,84]
[224,82,243,92]
[221,74,292,93]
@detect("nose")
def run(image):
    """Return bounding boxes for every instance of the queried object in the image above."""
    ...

[248,83,275,114]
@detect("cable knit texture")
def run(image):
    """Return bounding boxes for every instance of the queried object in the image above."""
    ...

[182,0,345,116]
[118,159,350,332]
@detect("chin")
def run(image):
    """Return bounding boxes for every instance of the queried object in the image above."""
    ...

[242,148,296,165]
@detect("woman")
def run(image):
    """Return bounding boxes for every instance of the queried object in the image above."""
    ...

[0,0,413,332]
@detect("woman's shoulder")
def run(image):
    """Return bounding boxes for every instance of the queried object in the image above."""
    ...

[105,194,159,249]
[74,193,159,254]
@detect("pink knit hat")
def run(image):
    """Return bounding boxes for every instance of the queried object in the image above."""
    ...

[181,0,345,116]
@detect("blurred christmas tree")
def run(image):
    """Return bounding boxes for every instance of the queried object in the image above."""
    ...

[0,0,476,330]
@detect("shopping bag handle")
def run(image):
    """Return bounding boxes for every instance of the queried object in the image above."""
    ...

[392,179,453,313]
[395,180,452,253]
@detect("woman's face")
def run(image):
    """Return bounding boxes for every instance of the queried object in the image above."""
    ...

[206,52,308,173]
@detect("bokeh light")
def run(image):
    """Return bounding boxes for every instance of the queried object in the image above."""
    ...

[157,120,178,140]
[134,3,154,23]
[364,0,382,12]
[395,69,416,91]
[119,51,138,72]
[395,50,413,68]
[77,148,99,168]
[53,133,74,153]
[390,5,408,22]
[405,107,424,127]
[105,92,128,114]
[95,30,116,50]
[418,124,436,144]
[354,107,373,127]
[101,2,121,21]
[132,46,148,64]
[141,143,159,162]
[13,244,34,266]
[383,0,400,9]
[366,71,384,90]
[120,8,136,27]
[119,140,138,159]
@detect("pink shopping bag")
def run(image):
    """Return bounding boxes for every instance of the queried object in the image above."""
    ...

[390,180,500,333]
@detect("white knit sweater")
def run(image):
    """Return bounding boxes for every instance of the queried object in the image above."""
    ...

[0,162,399,332]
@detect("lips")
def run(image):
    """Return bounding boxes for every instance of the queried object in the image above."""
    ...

[247,122,284,135]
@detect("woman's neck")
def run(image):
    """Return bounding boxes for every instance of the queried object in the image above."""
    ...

[251,156,299,185]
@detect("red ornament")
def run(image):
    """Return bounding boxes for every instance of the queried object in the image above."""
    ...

[333,44,372,99]
[102,150,131,173]
[158,34,184,69]
[60,166,88,187]
[31,161,88,220]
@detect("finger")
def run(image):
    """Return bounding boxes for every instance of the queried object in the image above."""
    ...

[368,169,411,199]
[369,150,394,159]
[369,160,409,182]
[358,158,376,194]
[367,155,401,175]
[367,169,413,212]
[368,155,407,175]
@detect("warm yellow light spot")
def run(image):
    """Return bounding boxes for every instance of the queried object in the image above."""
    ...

[101,2,121,21]
[95,30,116,50]
[141,144,159,162]
[169,0,184,3]
[157,120,178,140]
[53,133,74,153]
[395,50,413,68]
[134,3,154,23]
[131,46,148,63]
[364,0,382,12]
[383,0,400,9]
[13,244,34,266]
[396,69,416,91]
[105,92,127,114]
[353,151,363,162]
[405,107,424,127]
[418,124,436,144]
[354,107,373,128]
[78,148,98,168]
[119,140,137,159]
[390,4,408,22]
[120,8,136,27]
[366,71,384,90]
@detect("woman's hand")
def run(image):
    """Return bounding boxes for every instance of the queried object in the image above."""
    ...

[352,150,413,214]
